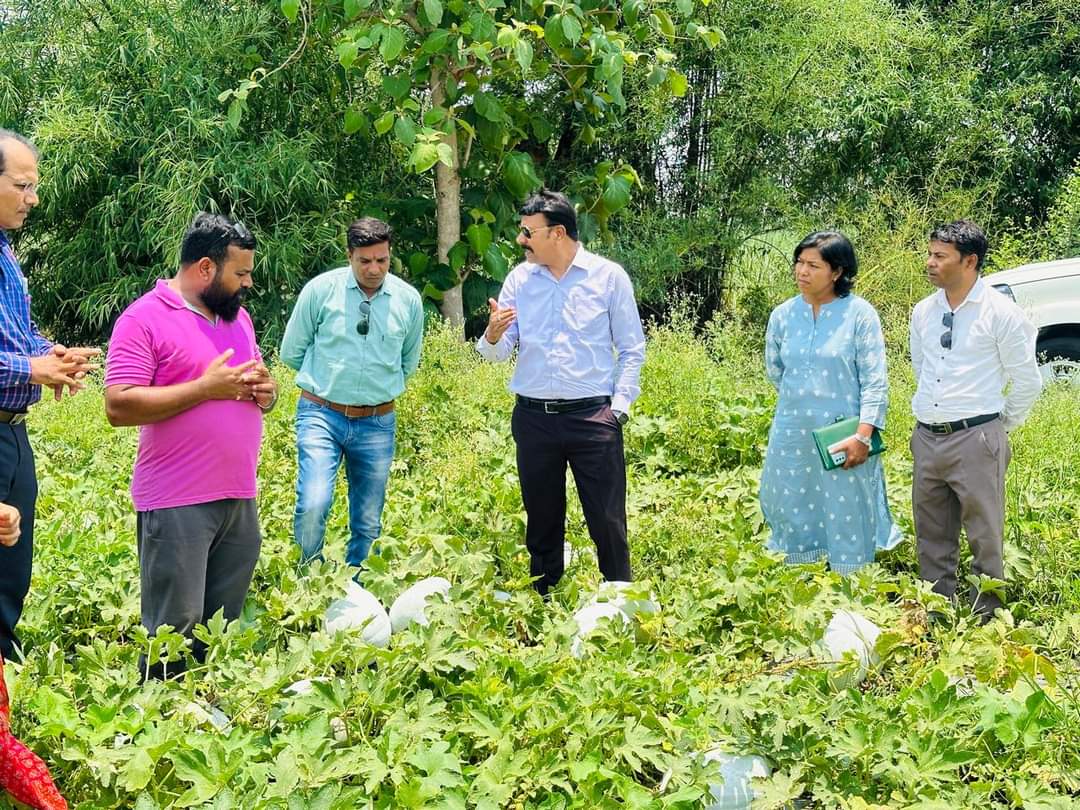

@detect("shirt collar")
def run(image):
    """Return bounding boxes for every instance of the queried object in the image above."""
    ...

[935,276,986,311]
[152,278,220,324]
[346,268,392,297]
[528,243,596,276]
[0,230,9,249]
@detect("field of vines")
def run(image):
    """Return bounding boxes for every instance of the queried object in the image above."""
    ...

[5,318,1080,809]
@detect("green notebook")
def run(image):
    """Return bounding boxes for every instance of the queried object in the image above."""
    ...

[811,416,885,470]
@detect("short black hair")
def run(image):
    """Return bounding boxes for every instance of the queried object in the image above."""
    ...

[793,230,858,297]
[347,217,393,249]
[179,212,256,267]
[0,129,39,174]
[929,220,988,272]
[519,189,578,240]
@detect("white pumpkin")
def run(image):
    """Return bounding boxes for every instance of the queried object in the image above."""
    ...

[591,580,661,619]
[658,749,771,809]
[701,750,772,810]
[325,581,392,648]
[821,609,881,684]
[389,576,452,633]
[570,602,631,657]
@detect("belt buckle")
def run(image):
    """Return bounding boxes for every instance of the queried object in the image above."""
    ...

[543,400,557,414]
[939,422,953,435]
[10,413,25,425]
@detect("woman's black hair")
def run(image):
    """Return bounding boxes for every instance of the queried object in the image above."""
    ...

[793,230,858,297]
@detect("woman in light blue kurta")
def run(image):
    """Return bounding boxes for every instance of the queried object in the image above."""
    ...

[760,231,901,574]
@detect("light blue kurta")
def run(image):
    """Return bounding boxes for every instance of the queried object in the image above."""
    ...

[760,294,901,574]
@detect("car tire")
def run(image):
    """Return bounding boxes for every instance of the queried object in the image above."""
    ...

[1037,336,1080,382]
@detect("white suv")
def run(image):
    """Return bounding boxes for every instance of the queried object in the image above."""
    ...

[989,258,1080,382]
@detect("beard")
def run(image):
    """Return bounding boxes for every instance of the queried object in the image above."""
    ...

[201,275,247,322]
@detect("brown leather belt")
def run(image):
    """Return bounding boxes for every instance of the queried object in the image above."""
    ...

[301,390,394,418]
[0,410,27,425]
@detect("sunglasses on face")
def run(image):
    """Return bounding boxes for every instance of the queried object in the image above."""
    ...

[356,298,371,336]
[519,224,557,239]
[940,310,953,350]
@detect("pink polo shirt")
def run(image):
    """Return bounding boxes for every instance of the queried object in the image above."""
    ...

[105,280,264,511]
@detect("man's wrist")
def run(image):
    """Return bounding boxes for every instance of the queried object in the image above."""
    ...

[853,432,872,447]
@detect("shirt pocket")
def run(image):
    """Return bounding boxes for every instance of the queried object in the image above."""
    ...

[564,285,608,335]
[371,323,406,370]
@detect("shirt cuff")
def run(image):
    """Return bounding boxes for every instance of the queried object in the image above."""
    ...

[475,334,501,361]
[611,394,631,414]
[2,354,33,387]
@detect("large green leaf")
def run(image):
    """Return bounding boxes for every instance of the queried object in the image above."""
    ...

[394,115,417,146]
[423,0,444,26]
[409,142,441,173]
[561,14,583,44]
[448,240,470,271]
[382,73,412,102]
[280,0,299,22]
[544,16,566,49]
[481,243,510,281]
[502,152,541,199]
[380,27,406,62]
[466,222,493,255]
[344,108,367,134]
[473,92,506,123]
[514,38,533,74]
[374,111,396,135]
[601,175,632,213]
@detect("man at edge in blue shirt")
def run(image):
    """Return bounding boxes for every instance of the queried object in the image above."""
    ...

[0,130,99,660]
[477,189,646,595]
[280,218,423,571]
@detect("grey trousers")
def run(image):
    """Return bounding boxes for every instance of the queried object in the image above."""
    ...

[137,498,261,679]
[911,418,1010,619]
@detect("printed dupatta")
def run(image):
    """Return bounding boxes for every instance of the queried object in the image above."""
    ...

[0,655,68,810]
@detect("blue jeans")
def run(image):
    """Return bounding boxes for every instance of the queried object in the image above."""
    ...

[293,396,396,567]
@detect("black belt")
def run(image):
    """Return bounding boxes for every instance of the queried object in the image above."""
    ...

[918,412,999,435]
[515,395,610,414]
[0,410,26,425]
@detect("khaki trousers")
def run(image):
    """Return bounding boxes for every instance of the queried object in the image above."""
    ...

[911,418,1010,619]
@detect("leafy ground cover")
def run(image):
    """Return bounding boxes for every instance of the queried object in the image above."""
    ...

[4,319,1080,809]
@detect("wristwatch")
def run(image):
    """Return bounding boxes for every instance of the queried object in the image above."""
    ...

[854,432,872,448]
[613,410,629,426]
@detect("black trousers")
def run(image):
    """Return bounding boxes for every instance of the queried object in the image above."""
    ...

[137,498,262,680]
[511,402,631,594]
[0,422,36,661]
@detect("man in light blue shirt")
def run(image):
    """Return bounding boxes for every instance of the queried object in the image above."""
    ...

[477,189,645,594]
[280,218,424,568]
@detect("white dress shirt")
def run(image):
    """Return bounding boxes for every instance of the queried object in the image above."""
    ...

[910,277,1041,430]
[476,244,645,413]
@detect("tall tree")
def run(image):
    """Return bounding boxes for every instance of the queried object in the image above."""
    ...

[253,0,721,328]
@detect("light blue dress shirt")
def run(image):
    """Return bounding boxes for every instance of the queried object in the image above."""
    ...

[280,267,424,405]
[475,245,646,413]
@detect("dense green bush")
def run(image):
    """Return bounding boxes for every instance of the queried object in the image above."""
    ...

[4,321,1079,808]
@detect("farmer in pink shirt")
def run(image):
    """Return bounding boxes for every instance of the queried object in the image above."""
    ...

[104,213,277,680]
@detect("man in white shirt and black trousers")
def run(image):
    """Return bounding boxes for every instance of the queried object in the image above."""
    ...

[910,220,1041,623]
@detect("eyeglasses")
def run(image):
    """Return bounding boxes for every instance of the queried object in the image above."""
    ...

[519,224,557,239]
[2,173,38,197]
[356,298,371,336]
[940,310,954,350]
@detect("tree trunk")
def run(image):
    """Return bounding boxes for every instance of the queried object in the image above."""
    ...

[431,68,464,332]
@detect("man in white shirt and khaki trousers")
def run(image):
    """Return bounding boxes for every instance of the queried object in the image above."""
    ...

[910,220,1042,622]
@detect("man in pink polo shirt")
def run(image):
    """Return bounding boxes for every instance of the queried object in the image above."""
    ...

[104,213,277,680]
